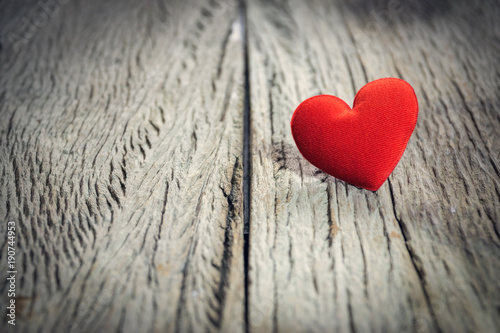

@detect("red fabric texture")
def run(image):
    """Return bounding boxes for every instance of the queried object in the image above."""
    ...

[290,78,418,191]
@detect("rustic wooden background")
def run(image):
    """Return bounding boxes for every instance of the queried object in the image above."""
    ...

[0,0,499,332]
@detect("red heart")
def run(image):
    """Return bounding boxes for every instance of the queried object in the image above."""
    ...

[290,78,418,191]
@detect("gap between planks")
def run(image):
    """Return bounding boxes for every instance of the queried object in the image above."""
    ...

[240,0,251,333]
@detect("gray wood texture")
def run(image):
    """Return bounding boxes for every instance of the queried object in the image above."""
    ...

[0,0,245,332]
[0,0,499,332]
[247,0,500,332]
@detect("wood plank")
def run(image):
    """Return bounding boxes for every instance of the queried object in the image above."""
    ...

[246,0,500,332]
[0,0,245,332]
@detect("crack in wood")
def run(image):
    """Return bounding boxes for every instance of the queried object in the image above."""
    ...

[388,178,442,333]
[240,1,251,332]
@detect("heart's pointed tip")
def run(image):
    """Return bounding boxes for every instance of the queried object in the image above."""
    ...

[340,177,385,192]
[361,182,384,192]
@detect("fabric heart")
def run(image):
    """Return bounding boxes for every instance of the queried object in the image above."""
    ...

[290,78,418,191]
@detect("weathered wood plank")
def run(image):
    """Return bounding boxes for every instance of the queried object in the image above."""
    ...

[0,0,245,332]
[2,0,500,332]
[247,0,500,332]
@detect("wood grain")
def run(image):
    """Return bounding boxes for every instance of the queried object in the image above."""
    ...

[0,0,245,332]
[246,0,500,332]
[1,0,500,332]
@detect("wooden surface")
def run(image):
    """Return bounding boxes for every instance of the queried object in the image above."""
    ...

[0,0,499,332]
[0,0,245,332]
[247,0,500,332]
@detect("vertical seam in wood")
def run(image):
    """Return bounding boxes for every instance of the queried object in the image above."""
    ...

[239,0,251,332]
[388,178,443,333]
